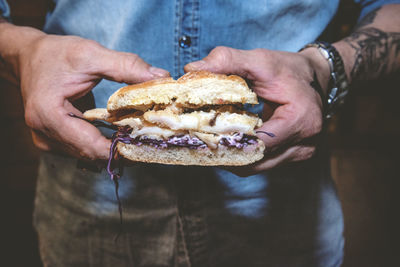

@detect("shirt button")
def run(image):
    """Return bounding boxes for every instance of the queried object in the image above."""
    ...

[179,35,191,48]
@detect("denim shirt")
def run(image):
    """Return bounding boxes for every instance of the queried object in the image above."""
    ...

[2,0,399,266]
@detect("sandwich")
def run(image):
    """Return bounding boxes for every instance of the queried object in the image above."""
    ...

[83,71,266,166]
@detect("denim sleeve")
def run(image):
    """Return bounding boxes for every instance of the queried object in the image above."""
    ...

[0,0,10,21]
[354,0,400,20]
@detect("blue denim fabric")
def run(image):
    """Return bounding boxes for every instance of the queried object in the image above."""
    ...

[2,0,399,266]
[354,0,400,18]
[0,0,10,20]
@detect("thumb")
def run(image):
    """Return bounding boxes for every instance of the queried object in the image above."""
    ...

[184,46,250,77]
[93,48,170,84]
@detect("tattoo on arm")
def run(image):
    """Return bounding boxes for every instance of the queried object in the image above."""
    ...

[343,6,400,82]
[344,28,400,82]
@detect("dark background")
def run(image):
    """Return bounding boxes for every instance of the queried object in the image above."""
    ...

[1,0,399,266]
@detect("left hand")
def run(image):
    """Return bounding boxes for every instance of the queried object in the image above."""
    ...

[185,46,328,176]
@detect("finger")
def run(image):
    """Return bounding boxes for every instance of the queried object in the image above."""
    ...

[255,103,300,151]
[92,47,170,85]
[41,101,111,160]
[184,46,251,77]
[31,129,75,156]
[31,130,53,152]
[255,144,316,171]
[225,144,316,177]
[64,101,111,160]
[34,124,109,170]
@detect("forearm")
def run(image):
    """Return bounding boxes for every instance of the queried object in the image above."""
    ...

[299,4,400,98]
[334,4,400,84]
[0,18,44,83]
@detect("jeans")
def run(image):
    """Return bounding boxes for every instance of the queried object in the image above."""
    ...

[34,150,343,267]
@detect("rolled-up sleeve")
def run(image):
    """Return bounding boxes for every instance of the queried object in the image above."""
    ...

[0,0,10,20]
[354,0,400,20]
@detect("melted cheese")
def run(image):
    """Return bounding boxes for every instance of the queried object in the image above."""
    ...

[143,110,261,134]
[130,126,181,139]
[113,117,143,129]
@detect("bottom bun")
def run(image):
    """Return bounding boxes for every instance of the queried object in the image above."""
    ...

[117,140,265,166]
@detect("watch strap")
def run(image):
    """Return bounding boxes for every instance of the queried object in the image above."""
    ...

[300,41,349,119]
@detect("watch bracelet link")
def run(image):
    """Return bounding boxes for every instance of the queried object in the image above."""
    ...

[299,41,349,119]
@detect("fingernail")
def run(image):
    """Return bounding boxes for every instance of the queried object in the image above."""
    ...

[186,60,206,70]
[149,67,169,77]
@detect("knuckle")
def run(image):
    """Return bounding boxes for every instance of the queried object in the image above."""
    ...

[31,132,51,152]
[283,105,302,130]
[287,104,300,121]
[78,149,90,159]
[79,148,96,161]
[66,39,101,67]
[123,53,141,70]
[212,46,231,57]
[209,46,232,67]
[33,141,51,152]
[311,117,323,135]
[24,102,38,129]
[78,141,99,160]
[73,39,99,54]
[305,147,316,159]
[302,109,323,138]
[112,53,142,83]
[24,112,35,129]
[308,100,324,134]
[290,100,323,139]
[295,146,316,161]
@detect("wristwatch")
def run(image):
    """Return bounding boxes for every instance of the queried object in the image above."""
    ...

[300,41,349,119]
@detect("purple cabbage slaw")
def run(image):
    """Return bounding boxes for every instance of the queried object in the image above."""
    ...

[109,130,261,152]
[106,125,132,240]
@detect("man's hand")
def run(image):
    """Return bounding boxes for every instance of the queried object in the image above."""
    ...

[184,5,400,176]
[185,46,329,175]
[0,23,169,161]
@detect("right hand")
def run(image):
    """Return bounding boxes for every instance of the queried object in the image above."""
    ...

[16,30,169,160]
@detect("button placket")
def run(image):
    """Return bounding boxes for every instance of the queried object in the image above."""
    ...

[174,0,199,77]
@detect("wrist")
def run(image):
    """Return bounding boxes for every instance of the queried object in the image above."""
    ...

[0,22,45,80]
[299,41,350,119]
[298,46,331,96]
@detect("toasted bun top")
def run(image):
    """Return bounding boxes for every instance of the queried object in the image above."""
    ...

[107,71,258,112]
